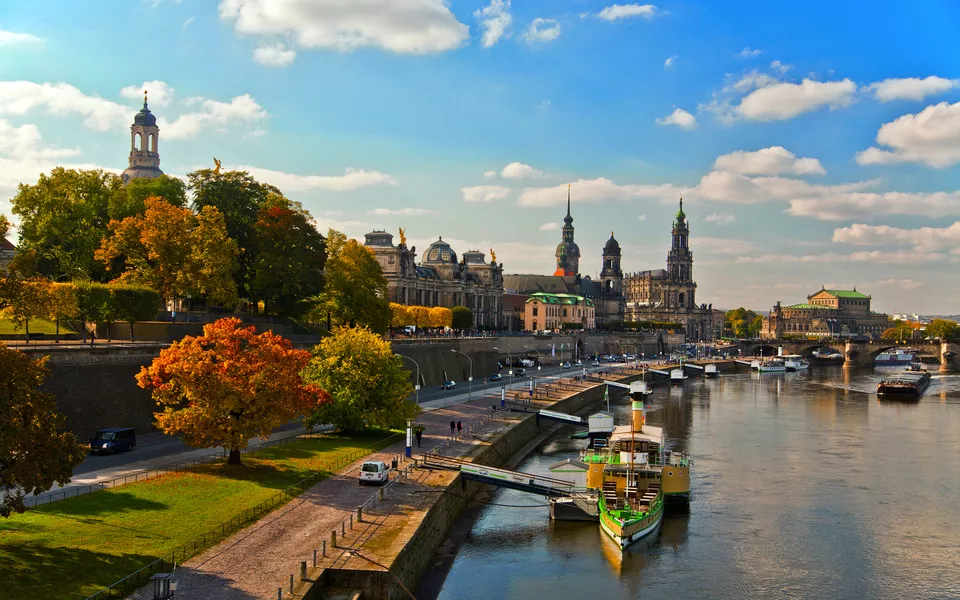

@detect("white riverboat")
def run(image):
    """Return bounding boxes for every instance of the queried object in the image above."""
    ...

[757,358,787,372]
[783,355,809,372]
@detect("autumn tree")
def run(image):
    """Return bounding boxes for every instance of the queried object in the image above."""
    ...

[189,169,281,298]
[75,281,112,345]
[110,284,162,341]
[48,282,79,343]
[882,320,914,341]
[409,306,431,329]
[303,326,418,432]
[249,195,326,316]
[0,346,86,516]
[96,197,239,308]
[429,306,452,329]
[389,303,411,328]
[137,318,329,465]
[925,319,960,342]
[11,168,127,281]
[318,229,390,333]
[4,279,53,343]
[116,175,187,219]
[725,307,760,338]
[451,305,473,330]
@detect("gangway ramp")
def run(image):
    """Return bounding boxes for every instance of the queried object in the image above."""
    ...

[684,363,704,370]
[420,454,591,499]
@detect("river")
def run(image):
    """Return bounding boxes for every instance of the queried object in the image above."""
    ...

[429,368,960,600]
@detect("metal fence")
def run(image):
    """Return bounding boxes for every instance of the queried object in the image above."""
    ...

[83,431,403,600]
[23,427,332,510]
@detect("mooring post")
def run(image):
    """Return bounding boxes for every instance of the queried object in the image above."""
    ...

[300,561,307,581]
[341,520,346,536]
[278,587,282,600]
[357,506,363,522]
[290,573,294,593]
[379,487,385,501]
[331,530,337,548]
[350,513,354,529]
[322,540,327,557]
[313,548,317,568]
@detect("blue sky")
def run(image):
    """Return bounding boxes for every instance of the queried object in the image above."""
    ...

[2,0,960,314]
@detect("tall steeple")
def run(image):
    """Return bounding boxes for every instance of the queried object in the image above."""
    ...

[666,196,696,307]
[121,90,164,185]
[554,184,581,276]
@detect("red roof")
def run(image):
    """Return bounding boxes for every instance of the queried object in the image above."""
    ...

[0,237,15,251]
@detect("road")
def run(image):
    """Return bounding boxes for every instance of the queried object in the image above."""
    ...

[414,362,593,404]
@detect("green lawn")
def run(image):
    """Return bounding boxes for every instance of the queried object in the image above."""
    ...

[0,316,74,336]
[0,430,399,600]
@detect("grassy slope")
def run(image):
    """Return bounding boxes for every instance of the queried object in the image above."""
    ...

[0,317,74,335]
[0,431,397,600]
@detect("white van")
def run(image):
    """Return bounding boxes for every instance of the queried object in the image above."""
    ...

[359,460,389,485]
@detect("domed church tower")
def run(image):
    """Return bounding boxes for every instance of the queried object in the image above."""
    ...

[554,184,581,276]
[121,90,164,185]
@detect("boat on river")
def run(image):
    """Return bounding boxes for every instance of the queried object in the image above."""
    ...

[783,355,809,372]
[575,400,690,550]
[758,358,787,372]
[877,370,931,397]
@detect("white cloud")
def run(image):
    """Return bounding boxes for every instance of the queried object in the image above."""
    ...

[160,94,267,140]
[738,47,762,58]
[218,0,468,55]
[501,162,543,179]
[517,177,685,207]
[483,170,497,178]
[875,278,922,290]
[697,237,757,255]
[696,169,879,209]
[368,207,434,216]
[462,185,510,203]
[704,213,735,224]
[0,28,44,46]
[856,101,960,168]
[182,17,195,29]
[637,215,646,221]
[770,60,791,74]
[0,81,130,131]
[475,0,512,48]
[538,222,559,231]
[713,146,825,176]
[867,76,957,102]
[736,251,947,264]
[120,80,175,107]
[522,18,560,43]
[786,190,960,220]
[656,107,696,129]
[735,78,857,121]
[596,4,657,21]
[536,99,551,110]
[253,43,296,67]
[237,166,396,192]
[832,222,960,252]
[664,55,677,69]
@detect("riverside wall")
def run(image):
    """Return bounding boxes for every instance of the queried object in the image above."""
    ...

[314,377,625,599]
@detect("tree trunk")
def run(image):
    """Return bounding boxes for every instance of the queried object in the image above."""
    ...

[25,319,29,344]
[129,321,136,342]
[55,318,60,344]
[227,448,242,465]
[106,321,112,343]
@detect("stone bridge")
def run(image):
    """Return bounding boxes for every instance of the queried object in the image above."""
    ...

[738,340,960,371]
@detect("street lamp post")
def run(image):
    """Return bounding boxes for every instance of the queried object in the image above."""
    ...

[523,345,542,371]
[451,349,473,400]
[395,354,421,404]
[493,346,513,376]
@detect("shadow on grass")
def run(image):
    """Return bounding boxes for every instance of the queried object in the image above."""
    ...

[37,491,168,517]
[0,543,158,600]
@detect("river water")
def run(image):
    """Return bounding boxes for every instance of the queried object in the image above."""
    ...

[431,368,960,600]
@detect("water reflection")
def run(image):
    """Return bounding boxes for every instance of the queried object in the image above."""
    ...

[433,369,960,600]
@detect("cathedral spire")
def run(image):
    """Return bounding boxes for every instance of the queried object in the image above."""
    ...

[564,184,573,225]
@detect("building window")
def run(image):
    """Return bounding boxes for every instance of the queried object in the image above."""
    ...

[533,307,538,316]
[563,308,568,317]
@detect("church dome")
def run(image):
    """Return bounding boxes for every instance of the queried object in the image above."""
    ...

[134,102,157,127]
[556,240,580,258]
[423,237,457,264]
[604,232,621,254]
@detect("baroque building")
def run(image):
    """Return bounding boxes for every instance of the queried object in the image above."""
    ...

[622,200,722,340]
[121,91,164,185]
[524,292,596,332]
[761,288,889,340]
[364,229,503,329]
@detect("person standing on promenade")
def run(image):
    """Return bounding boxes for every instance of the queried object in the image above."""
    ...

[450,420,456,436]
[415,426,423,448]
[457,420,463,435]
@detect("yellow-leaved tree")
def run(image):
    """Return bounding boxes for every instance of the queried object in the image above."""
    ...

[409,306,431,329]
[318,229,391,333]
[389,302,411,328]
[429,306,452,329]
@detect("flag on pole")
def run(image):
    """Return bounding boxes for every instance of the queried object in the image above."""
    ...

[551,344,556,357]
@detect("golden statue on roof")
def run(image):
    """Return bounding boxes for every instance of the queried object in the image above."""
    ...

[490,248,497,263]
[398,227,406,245]
[213,158,222,175]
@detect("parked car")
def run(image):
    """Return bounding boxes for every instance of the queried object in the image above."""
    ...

[489,373,502,382]
[561,362,571,369]
[575,361,583,367]
[514,368,526,377]
[90,427,136,455]
[358,460,389,485]
[441,381,456,390]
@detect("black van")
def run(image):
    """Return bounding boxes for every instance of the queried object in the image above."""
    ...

[90,428,136,454]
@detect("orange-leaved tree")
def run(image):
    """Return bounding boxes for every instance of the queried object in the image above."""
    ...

[429,306,452,329]
[136,318,330,464]
[389,302,411,328]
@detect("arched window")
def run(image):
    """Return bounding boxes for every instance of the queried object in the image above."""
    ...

[678,292,685,307]
[135,132,142,151]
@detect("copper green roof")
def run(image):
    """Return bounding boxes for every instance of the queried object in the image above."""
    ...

[526,292,594,307]
[787,303,837,310]
[820,289,869,299]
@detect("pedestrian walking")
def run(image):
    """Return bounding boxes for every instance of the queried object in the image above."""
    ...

[450,420,456,436]
[457,420,463,435]
[415,426,423,448]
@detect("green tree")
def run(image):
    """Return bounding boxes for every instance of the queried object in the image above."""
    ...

[189,169,281,298]
[748,315,764,337]
[110,284,162,341]
[925,319,960,342]
[75,281,112,344]
[882,320,914,341]
[11,168,126,281]
[303,326,418,432]
[249,195,326,316]
[48,282,79,343]
[4,279,53,343]
[725,307,759,338]
[451,305,473,330]
[0,346,86,516]
[113,175,187,220]
[318,229,390,333]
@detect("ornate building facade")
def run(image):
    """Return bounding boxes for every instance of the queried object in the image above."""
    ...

[524,292,595,331]
[121,91,164,185]
[622,200,722,341]
[364,229,503,328]
[761,288,889,339]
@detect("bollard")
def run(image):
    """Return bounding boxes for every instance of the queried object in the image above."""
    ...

[300,560,307,581]
[290,573,294,593]
[331,530,337,548]
[357,506,363,522]
[341,520,346,536]
[322,540,327,557]
[379,487,385,501]
[278,587,282,600]
[350,513,354,529]
[313,548,317,568]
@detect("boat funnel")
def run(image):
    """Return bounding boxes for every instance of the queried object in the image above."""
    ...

[631,400,644,432]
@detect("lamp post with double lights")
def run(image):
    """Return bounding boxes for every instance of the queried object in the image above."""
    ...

[493,346,513,376]
[451,349,473,400]
[523,345,542,371]
[395,354,421,405]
